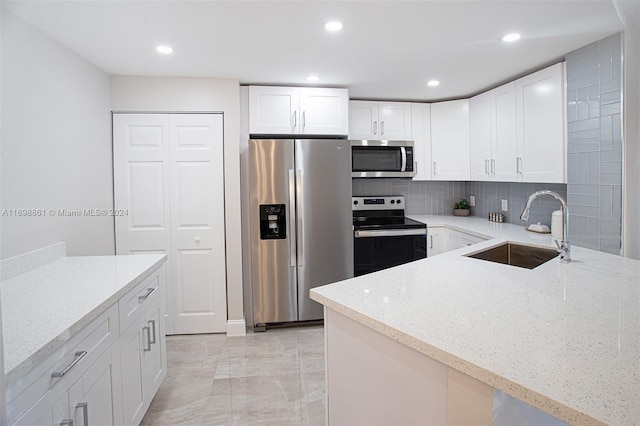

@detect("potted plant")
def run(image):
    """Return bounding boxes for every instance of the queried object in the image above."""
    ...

[453,198,471,216]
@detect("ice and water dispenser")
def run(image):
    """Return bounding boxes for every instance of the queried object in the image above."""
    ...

[259,204,286,240]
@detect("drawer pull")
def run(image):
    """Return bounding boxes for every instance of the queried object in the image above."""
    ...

[143,326,152,352]
[138,287,155,303]
[148,320,157,344]
[60,420,73,426]
[52,351,87,378]
[76,402,89,426]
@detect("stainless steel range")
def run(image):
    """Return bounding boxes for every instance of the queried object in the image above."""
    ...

[352,196,427,276]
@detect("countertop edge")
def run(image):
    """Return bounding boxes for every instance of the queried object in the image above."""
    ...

[310,288,606,426]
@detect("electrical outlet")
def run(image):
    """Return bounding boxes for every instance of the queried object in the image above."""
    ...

[501,199,508,211]
[469,196,475,207]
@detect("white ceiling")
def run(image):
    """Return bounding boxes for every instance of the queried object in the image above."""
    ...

[4,0,627,101]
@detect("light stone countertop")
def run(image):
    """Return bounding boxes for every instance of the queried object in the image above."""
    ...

[1,253,166,386]
[311,215,640,425]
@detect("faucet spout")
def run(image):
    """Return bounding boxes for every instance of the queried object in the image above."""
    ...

[521,190,571,262]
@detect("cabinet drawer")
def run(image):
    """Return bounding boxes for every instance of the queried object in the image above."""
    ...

[7,303,119,425]
[119,266,163,333]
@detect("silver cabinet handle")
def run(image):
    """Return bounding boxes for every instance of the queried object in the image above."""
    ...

[52,351,88,378]
[430,235,434,249]
[288,169,296,267]
[76,403,89,426]
[433,161,437,175]
[302,111,306,128]
[381,121,385,135]
[373,120,377,135]
[292,111,297,130]
[148,320,156,345]
[517,157,523,174]
[485,159,489,174]
[138,287,155,302]
[491,158,496,175]
[60,420,73,426]
[143,326,151,352]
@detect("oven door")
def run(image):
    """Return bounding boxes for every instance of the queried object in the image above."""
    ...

[353,229,427,276]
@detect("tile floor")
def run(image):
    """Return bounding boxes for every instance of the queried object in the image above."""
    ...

[141,326,326,425]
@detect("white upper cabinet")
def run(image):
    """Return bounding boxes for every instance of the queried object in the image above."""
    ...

[349,101,412,140]
[515,63,566,183]
[469,82,518,182]
[249,86,349,135]
[430,99,470,181]
[410,103,432,180]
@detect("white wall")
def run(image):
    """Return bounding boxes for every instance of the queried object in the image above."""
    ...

[0,10,114,259]
[618,0,640,259]
[111,76,245,335]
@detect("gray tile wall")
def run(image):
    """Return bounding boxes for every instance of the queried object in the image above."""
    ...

[565,33,623,255]
[352,179,466,216]
[465,182,567,227]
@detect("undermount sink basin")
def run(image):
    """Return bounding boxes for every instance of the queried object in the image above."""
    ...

[465,242,558,269]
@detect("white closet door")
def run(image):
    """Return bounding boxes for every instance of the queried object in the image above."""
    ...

[113,114,171,256]
[169,114,227,334]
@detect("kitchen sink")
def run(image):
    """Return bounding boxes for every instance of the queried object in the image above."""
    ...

[465,242,558,269]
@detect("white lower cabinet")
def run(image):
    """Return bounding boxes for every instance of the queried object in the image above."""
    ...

[447,229,487,251]
[8,265,166,426]
[427,227,446,257]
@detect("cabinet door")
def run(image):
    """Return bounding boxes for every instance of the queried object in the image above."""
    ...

[300,88,349,135]
[492,83,518,182]
[379,102,412,140]
[249,86,300,134]
[515,63,566,183]
[469,93,493,181]
[68,343,122,426]
[431,100,470,181]
[169,114,227,334]
[410,103,432,181]
[119,319,145,426]
[427,227,446,257]
[142,297,167,401]
[349,100,379,139]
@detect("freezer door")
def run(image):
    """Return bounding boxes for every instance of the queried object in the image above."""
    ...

[249,139,298,325]
[295,139,354,321]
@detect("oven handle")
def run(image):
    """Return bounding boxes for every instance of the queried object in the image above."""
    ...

[354,229,427,238]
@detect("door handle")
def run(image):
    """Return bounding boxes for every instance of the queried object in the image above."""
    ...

[288,169,296,267]
[491,158,496,175]
[292,111,297,130]
[296,169,304,267]
[380,121,385,135]
[433,161,437,176]
[485,159,489,174]
[373,121,377,135]
[76,403,89,426]
[148,320,156,344]
[430,235,434,249]
[52,351,87,378]
[143,326,151,352]
[302,111,306,128]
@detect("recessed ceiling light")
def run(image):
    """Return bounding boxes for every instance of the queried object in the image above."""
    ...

[325,21,343,32]
[156,45,174,54]
[427,80,440,87]
[501,33,521,43]
[306,75,320,82]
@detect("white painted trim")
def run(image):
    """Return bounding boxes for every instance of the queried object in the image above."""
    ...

[226,319,246,336]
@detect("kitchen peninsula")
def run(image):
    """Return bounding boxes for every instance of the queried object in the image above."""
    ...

[311,216,640,425]
[1,243,168,425]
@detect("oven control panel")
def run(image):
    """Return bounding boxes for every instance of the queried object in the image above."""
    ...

[352,196,405,211]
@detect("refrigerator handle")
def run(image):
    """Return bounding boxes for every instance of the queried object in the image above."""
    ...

[296,169,304,267]
[288,169,297,267]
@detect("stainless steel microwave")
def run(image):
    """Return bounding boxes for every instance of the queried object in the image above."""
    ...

[351,140,415,178]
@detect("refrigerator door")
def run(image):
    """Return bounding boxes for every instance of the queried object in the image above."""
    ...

[295,139,354,321]
[249,139,298,325]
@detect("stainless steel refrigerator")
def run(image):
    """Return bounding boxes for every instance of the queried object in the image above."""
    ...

[249,138,353,329]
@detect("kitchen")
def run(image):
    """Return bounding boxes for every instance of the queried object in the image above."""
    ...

[1,1,640,425]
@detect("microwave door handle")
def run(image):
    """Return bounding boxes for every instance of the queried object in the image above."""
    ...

[400,147,407,172]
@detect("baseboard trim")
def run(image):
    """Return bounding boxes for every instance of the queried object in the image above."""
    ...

[226,319,247,336]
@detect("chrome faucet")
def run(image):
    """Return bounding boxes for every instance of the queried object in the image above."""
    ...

[520,190,571,262]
